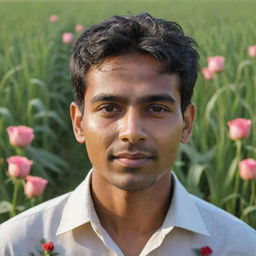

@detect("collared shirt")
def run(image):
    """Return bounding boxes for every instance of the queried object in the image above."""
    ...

[0,170,255,256]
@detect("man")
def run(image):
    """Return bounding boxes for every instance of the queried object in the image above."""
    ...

[0,13,255,256]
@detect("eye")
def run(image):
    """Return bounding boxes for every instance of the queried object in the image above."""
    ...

[146,104,169,113]
[98,104,121,114]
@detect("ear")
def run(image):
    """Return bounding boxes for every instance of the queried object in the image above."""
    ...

[180,104,195,143]
[70,102,85,143]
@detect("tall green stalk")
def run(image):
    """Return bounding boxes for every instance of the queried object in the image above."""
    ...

[10,179,22,217]
[233,140,242,214]
[249,181,256,206]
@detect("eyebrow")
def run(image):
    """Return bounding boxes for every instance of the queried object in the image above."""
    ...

[90,93,176,104]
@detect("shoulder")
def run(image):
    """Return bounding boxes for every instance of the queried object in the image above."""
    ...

[0,192,70,229]
[191,194,256,250]
[0,192,70,254]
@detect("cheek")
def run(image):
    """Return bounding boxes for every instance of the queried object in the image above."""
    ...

[157,116,183,142]
[83,116,115,162]
[157,122,183,157]
[85,133,107,168]
[161,134,181,154]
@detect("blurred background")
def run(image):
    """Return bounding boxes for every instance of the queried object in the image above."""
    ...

[0,0,256,227]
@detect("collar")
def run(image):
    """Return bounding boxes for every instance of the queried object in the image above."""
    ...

[56,170,210,237]
[162,172,210,236]
[56,170,94,235]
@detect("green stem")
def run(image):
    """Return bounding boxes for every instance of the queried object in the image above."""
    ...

[233,140,242,214]
[10,179,21,217]
[15,147,25,156]
[249,181,255,206]
[30,198,36,208]
[236,140,242,160]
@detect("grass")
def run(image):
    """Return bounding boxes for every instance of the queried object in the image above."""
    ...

[0,0,256,226]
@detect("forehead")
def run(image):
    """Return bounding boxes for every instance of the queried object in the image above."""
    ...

[85,54,181,101]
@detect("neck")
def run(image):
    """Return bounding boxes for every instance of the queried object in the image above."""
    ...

[90,171,173,236]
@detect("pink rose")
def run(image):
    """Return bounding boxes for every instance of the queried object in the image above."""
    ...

[207,56,225,73]
[49,14,58,23]
[7,125,35,147]
[62,32,74,44]
[248,45,256,58]
[202,67,215,80]
[239,159,256,180]
[7,156,33,178]
[75,24,85,33]
[24,176,48,198]
[227,118,252,140]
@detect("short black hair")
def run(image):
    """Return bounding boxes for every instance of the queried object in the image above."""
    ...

[70,13,199,113]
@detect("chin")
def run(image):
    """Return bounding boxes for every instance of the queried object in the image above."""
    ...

[107,172,159,191]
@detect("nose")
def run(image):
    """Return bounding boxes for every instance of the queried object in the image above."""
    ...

[118,108,148,143]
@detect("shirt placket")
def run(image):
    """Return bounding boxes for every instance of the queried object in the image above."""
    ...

[139,227,174,256]
[90,221,125,256]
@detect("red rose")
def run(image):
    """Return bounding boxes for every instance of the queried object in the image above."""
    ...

[42,241,54,252]
[200,246,213,255]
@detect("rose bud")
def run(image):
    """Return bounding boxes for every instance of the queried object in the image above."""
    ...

[42,241,54,252]
[239,159,256,180]
[202,67,215,80]
[24,176,48,198]
[75,24,85,33]
[49,14,58,23]
[7,125,35,147]
[207,56,225,73]
[62,32,74,44]
[227,118,252,140]
[7,156,33,178]
[248,45,256,58]
[200,246,213,255]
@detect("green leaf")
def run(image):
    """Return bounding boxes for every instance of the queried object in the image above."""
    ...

[241,205,256,217]
[0,201,12,214]
[220,193,243,206]
[16,205,26,211]
[30,78,47,90]
[26,146,69,175]
[245,145,256,153]
[236,59,253,81]
[40,238,46,244]
[193,248,201,255]
[180,144,215,165]
[34,125,57,141]
[0,65,22,92]
[33,111,67,128]
[204,85,232,123]
[27,98,46,113]
[0,107,14,123]
[224,158,238,190]
[188,164,206,187]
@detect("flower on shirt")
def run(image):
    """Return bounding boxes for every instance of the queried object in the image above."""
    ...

[193,245,213,255]
[29,239,59,256]
[42,242,54,253]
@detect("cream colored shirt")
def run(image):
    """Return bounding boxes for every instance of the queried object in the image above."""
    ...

[0,170,255,256]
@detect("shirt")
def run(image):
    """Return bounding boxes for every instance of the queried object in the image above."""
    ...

[0,170,255,256]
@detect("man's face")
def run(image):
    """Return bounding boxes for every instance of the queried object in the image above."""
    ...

[70,53,194,191]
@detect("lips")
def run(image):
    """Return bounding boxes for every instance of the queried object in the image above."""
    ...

[113,152,154,168]
[114,152,152,159]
